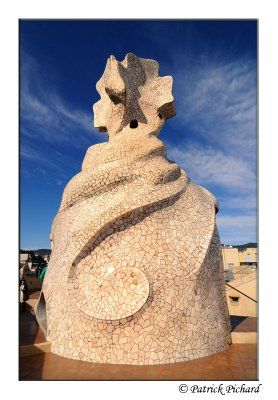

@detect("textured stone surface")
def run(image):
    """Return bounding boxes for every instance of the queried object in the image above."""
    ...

[36,53,231,364]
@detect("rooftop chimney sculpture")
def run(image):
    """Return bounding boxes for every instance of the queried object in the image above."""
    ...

[36,53,231,364]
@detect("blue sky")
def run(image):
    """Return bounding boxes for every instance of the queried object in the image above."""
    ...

[20,20,257,249]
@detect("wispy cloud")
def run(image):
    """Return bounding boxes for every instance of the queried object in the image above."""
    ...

[217,214,256,230]
[21,142,46,163]
[21,142,55,167]
[218,193,256,210]
[20,40,257,245]
[20,141,80,175]
[20,52,103,148]
[173,58,257,155]
[165,52,257,244]
[216,214,257,244]
[54,178,63,187]
[168,142,256,192]
[167,140,257,244]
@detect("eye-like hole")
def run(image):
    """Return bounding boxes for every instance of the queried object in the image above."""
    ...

[158,112,163,120]
[98,126,107,132]
[130,119,138,129]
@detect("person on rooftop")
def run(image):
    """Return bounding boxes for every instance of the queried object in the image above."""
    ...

[19,279,29,312]
[39,266,47,282]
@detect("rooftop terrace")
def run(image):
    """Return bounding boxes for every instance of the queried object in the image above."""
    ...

[19,291,257,381]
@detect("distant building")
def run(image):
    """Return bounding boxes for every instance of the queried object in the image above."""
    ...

[221,244,257,282]
[226,271,257,317]
[20,253,29,263]
[238,247,257,266]
[222,245,240,267]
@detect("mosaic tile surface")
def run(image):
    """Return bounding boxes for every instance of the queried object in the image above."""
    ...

[36,53,231,364]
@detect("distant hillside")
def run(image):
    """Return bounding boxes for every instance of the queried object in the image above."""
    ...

[233,243,257,250]
[20,249,51,256]
[23,244,257,255]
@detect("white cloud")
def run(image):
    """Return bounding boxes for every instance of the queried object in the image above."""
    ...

[173,58,257,155]
[218,193,257,210]
[20,142,79,173]
[20,48,257,245]
[55,179,63,186]
[20,52,103,148]
[217,214,256,230]
[168,142,256,192]
[167,140,257,245]
[20,143,44,162]
[216,214,257,244]
[167,55,257,245]
[218,232,256,246]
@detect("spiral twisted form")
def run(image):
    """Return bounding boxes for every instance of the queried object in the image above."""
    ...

[37,53,231,364]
